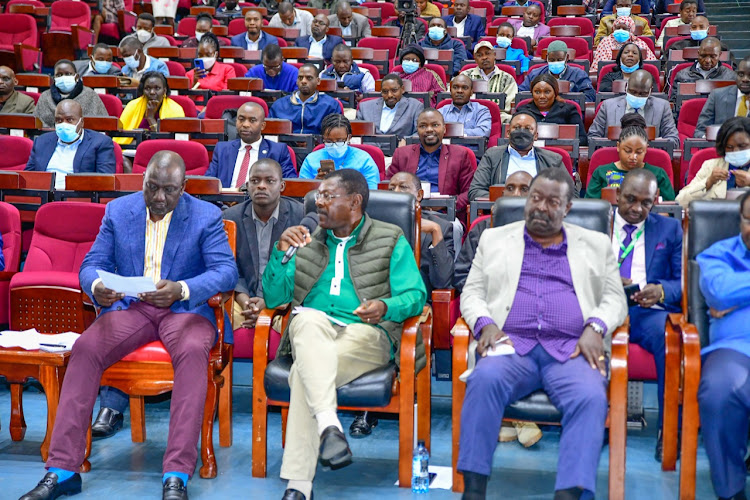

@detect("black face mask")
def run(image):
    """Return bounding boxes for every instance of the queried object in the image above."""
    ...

[509,129,534,151]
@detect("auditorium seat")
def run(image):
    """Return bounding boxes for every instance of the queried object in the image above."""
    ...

[311,143,386,179]
[677,98,707,148]
[0,13,38,53]
[204,94,269,118]
[98,93,124,118]
[686,147,719,185]
[132,139,209,175]
[547,16,595,38]
[588,147,674,186]
[50,0,92,31]
[0,136,33,171]
[0,201,22,325]
[170,94,199,117]
[437,98,502,145]
[165,60,187,77]
[537,36,591,62]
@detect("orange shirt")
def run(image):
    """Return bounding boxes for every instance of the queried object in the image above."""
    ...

[186,61,236,92]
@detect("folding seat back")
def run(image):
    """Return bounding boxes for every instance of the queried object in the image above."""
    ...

[0,202,22,324]
[588,147,674,185]
[132,139,209,176]
[677,98,707,146]
[0,136,33,171]
[537,36,590,62]
[0,14,38,50]
[204,94,268,119]
[50,0,92,31]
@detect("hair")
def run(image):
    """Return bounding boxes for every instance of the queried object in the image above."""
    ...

[332,43,352,56]
[138,12,156,27]
[119,36,143,52]
[196,13,213,24]
[147,150,186,178]
[325,169,369,210]
[54,59,76,73]
[136,71,170,98]
[530,73,558,95]
[198,32,220,53]
[621,168,657,191]
[249,158,283,178]
[278,2,295,14]
[261,43,283,61]
[680,0,699,11]
[321,113,351,137]
[618,112,649,144]
[382,73,404,87]
[700,36,722,50]
[525,2,541,13]
[336,1,352,13]
[418,107,444,122]
[498,22,515,36]
[394,171,422,191]
[530,167,575,203]
[615,42,643,68]
[92,43,112,55]
[741,54,750,68]
[715,117,750,157]
[299,63,320,76]
[510,110,538,126]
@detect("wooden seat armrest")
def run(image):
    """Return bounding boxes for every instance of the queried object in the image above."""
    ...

[451,317,471,381]
[254,306,290,366]
[209,292,230,357]
[420,305,433,357]
[432,288,456,350]
[398,313,423,377]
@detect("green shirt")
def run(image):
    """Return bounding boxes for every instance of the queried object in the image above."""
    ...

[585,162,676,201]
[262,218,427,325]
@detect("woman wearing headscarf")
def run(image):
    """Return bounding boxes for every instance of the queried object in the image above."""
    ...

[396,44,445,108]
[592,15,655,72]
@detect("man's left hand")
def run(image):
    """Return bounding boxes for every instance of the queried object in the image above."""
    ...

[354,300,387,325]
[138,280,182,308]
[633,283,662,308]
[571,326,606,376]
[421,218,443,245]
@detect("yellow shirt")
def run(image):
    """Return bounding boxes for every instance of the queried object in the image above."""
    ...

[420,2,441,17]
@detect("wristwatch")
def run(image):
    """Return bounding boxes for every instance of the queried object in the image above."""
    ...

[588,322,605,335]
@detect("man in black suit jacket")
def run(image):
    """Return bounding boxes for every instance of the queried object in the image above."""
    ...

[295,14,345,64]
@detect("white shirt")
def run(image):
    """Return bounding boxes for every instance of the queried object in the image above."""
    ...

[612,211,647,289]
[453,17,466,38]
[48,130,84,189]
[309,35,326,59]
[246,33,260,51]
[736,88,749,117]
[506,146,537,178]
[341,22,352,36]
[517,25,536,38]
[136,55,155,79]
[231,137,262,188]
[379,100,401,133]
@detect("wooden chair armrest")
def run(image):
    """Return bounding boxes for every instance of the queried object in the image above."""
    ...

[420,305,433,359]
[431,288,456,350]
[209,291,232,358]
[451,317,471,381]
[398,313,422,377]
[254,306,290,367]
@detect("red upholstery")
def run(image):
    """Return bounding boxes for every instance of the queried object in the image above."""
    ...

[227,18,245,37]
[0,14,38,51]
[537,36,590,62]
[99,93,123,118]
[233,327,281,359]
[636,36,656,57]
[165,60,187,77]
[357,62,381,81]
[358,37,400,65]
[436,98,502,144]
[204,95,268,118]
[687,147,719,184]
[177,16,221,37]
[677,97,707,148]
[668,62,734,92]
[515,97,583,120]
[50,0,91,31]
[0,202,22,324]
[599,63,662,92]
[98,22,120,40]
[361,1,395,19]
[0,136,33,171]
[663,35,689,55]
[170,94,198,117]
[113,141,124,174]
[658,15,678,33]
[20,90,40,104]
[132,139,209,175]
[7,0,46,8]
[120,340,173,362]
[10,269,82,289]
[587,147,674,185]
[162,34,180,47]
[547,17,595,38]
[542,146,574,176]
[628,343,657,380]
[227,62,249,78]
[469,0,494,26]
[312,143,386,179]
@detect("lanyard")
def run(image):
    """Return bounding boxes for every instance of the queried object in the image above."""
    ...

[616,225,644,266]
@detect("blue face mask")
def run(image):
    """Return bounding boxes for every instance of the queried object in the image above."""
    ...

[621,61,639,73]
[690,29,708,41]
[124,55,140,70]
[547,60,566,75]
[613,29,631,43]
[93,60,112,74]
[495,36,512,48]
[55,119,81,143]
[616,7,631,17]
[401,60,420,74]
[725,149,750,168]
[626,92,648,110]
[325,142,349,159]
[428,26,445,41]
[54,75,76,93]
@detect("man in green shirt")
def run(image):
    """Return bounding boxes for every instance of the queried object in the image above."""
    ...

[263,169,426,500]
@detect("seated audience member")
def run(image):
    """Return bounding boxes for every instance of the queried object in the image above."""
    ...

[35,60,108,129]
[223,159,305,330]
[654,0,704,15]
[121,13,171,54]
[181,14,228,48]
[386,3,427,40]
[655,0,698,49]
[328,1,372,39]
[469,112,565,200]
[26,99,116,189]
[207,102,297,186]
[588,69,679,148]
[355,73,422,138]
[516,73,587,146]
[694,56,750,139]
[661,16,731,62]
[308,0,340,10]
[321,43,375,94]
[119,37,170,86]
[678,117,750,206]
[519,40,596,102]
[613,168,683,461]
[462,42,518,122]
[295,14,344,63]
[397,44,445,108]
[245,44,299,93]
[74,44,120,77]
[263,168,426,500]
[439,74,492,137]
[602,0,655,16]
[92,0,125,44]
[230,10,280,50]
[115,71,185,145]
[216,0,243,18]
[595,0,653,46]
[269,64,342,134]
[186,33,236,92]
[670,37,735,100]
[592,15,656,72]
[457,167,628,500]
[508,3,548,52]
[269,2,314,37]
[598,42,645,93]
[419,18,468,78]
[586,113,675,200]
[494,22,531,74]
[388,108,477,216]
[0,66,36,114]
[696,191,750,500]
[417,0,441,18]
[442,0,485,52]
[501,0,544,9]
[17,151,238,500]
[299,114,380,188]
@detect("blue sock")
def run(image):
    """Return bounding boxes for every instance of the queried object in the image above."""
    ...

[48,468,75,482]
[163,472,189,485]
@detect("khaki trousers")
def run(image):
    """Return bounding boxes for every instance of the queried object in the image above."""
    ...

[280,309,391,481]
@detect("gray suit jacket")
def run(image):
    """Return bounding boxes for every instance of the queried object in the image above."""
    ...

[694,85,740,138]
[420,211,455,297]
[588,95,679,149]
[355,96,422,139]
[327,12,371,38]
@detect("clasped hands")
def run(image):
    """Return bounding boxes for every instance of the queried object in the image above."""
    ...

[94,280,182,309]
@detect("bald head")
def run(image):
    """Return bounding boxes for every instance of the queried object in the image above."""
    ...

[504,171,532,197]
[698,37,722,71]
[0,65,17,97]
[56,99,82,119]
[146,151,186,180]
[627,69,653,95]
[144,151,186,220]
[692,16,709,31]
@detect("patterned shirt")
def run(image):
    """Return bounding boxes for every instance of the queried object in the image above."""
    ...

[460,65,518,121]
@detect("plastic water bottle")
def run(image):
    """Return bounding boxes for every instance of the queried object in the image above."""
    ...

[411,440,429,493]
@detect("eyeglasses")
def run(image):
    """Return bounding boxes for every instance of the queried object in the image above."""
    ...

[315,192,346,202]
[323,140,348,147]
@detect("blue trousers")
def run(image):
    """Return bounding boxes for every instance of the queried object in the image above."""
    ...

[698,348,750,498]
[457,344,608,495]
[99,386,129,413]
[628,307,668,428]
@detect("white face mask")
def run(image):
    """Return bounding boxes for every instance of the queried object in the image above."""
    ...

[136,29,152,43]
[195,31,206,42]
[200,56,217,70]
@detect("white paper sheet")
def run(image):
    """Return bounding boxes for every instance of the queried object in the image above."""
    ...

[97,270,157,297]
[0,328,80,351]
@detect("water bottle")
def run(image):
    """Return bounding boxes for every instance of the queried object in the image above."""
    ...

[411,440,429,493]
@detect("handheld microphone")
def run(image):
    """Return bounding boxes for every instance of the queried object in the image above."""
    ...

[282,213,319,265]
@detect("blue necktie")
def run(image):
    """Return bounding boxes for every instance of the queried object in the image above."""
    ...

[619,224,637,279]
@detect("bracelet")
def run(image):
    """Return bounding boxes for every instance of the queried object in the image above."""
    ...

[659,285,665,304]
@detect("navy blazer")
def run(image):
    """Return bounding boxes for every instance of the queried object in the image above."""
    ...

[229,31,279,50]
[206,138,297,187]
[442,14,485,50]
[642,212,683,312]
[294,34,344,63]
[25,129,116,175]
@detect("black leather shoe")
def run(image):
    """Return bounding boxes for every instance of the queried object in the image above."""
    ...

[281,489,313,500]
[18,472,82,500]
[349,411,378,438]
[91,408,123,439]
[318,426,352,470]
[162,477,188,500]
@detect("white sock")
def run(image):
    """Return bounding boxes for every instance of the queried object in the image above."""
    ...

[315,409,343,435]
[287,480,313,500]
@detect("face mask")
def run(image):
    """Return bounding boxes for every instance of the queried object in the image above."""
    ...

[621,61,639,73]
[547,60,566,75]
[725,149,750,168]
[690,29,708,41]
[55,119,81,143]
[613,29,631,43]
[200,57,217,70]
[136,29,152,43]
[54,75,77,93]
[616,7,631,17]
[195,31,205,42]
[325,142,349,159]
[509,129,534,151]
[626,92,648,109]
[93,60,112,74]
[124,54,140,70]
[495,36,512,48]
[428,26,445,41]
[401,60,420,74]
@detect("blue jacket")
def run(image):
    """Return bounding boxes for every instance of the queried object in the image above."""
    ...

[230,31,279,51]
[245,62,298,92]
[519,64,597,102]
[320,61,366,91]
[640,212,683,312]
[299,146,380,189]
[442,14,485,51]
[121,56,169,78]
[80,192,239,333]
[419,34,468,76]
[269,91,342,134]
[206,138,297,185]
[25,129,116,174]
[294,34,345,63]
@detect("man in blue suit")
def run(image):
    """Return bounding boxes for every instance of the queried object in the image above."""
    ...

[25,99,116,189]
[613,169,682,462]
[442,0,485,52]
[206,102,296,187]
[230,9,280,50]
[18,151,238,500]
[295,14,344,64]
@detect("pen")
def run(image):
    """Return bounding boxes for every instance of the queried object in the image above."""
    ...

[39,343,67,348]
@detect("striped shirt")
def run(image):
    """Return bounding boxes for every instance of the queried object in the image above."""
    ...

[460,65,518,121]
[144,209,173,283]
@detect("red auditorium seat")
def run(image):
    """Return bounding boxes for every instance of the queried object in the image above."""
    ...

[113,142,124,174]
[177,16,220,37]
[0,14,38,71]
[588,147,674,185]
[0,202,22,325]
[132,139,209,175]
[686,147,719,184]
[599,63,661,92]
[165,60,187,76]
[392,63,448,87]
[357,37,400,67]
[547,17,595,38]
[436,98,503,145]
[50,0,92,31]
[677,98,707,147]
[515,97,583,120]
[98,93,123,118]
[170,94,199,117]
[20,90,40,104]
[361,1,395,19]
[204,94,269,118]
[0,136,33,171]
[536,36,591,61]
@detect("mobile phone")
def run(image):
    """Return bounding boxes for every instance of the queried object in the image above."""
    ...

[319,159,335,175]
[336,80,346,88]
[624,283,641,308]
[194,58,205,78]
